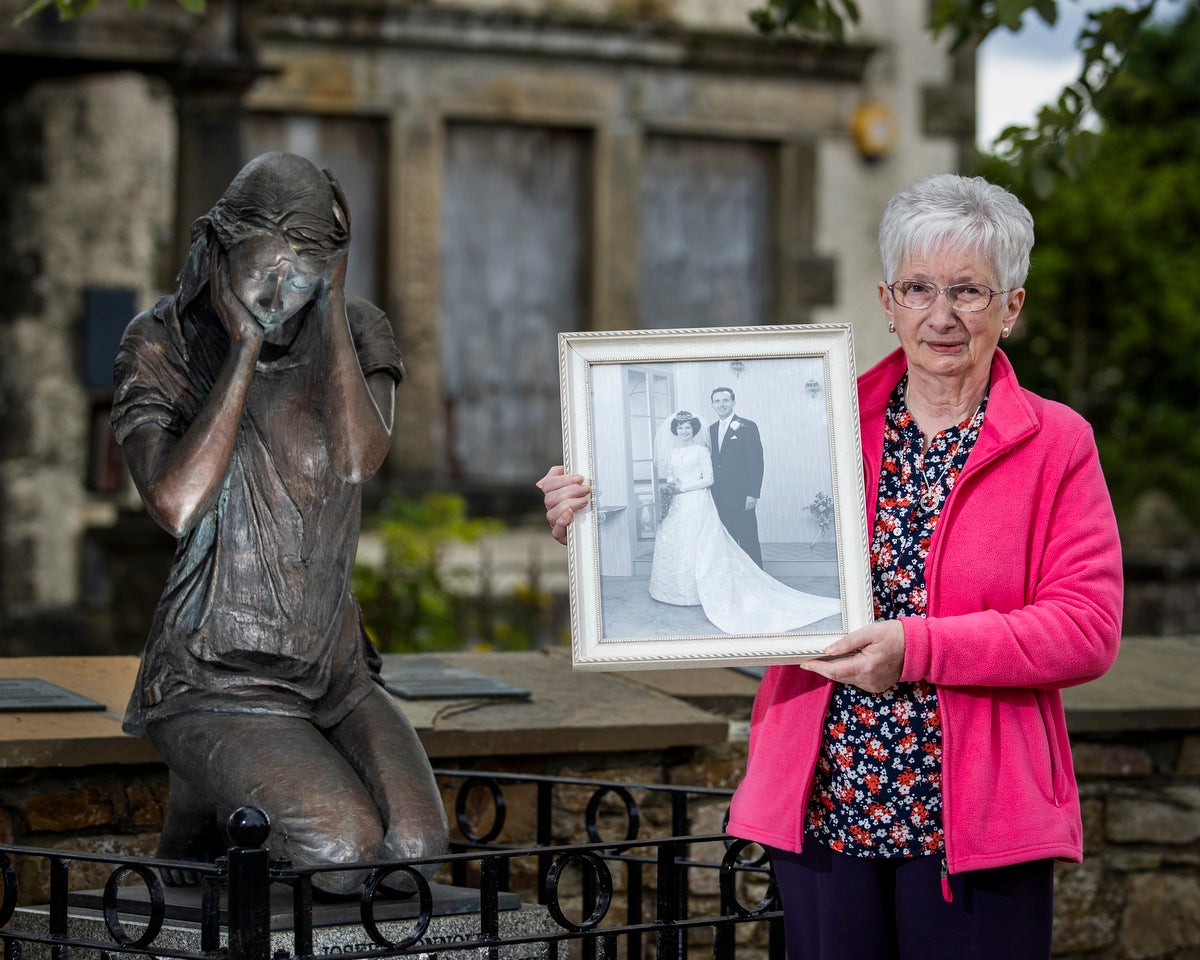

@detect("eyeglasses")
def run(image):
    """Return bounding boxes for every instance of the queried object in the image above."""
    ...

[887,279,1007,313]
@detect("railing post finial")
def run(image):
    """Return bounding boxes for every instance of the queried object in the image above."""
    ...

[227,807,272,960]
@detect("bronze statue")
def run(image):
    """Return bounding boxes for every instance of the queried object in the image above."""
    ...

[111,152,448,895]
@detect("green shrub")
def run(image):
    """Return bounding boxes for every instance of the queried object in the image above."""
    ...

[353,493,563,653]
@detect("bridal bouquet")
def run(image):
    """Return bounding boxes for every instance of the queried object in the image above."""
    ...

[657,483,675,522]
[805,490,834,546]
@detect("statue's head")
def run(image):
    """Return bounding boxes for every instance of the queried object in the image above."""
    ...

[205,151,348,258]
[176,152,350,328]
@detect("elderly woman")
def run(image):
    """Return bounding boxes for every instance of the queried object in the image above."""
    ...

[539,174,1123,958]
[112,152,448,895]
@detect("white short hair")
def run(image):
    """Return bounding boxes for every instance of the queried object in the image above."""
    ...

[878,174,1035,290]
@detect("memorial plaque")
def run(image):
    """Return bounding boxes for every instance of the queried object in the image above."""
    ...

[380,657,531,701]
[0,678,106,712]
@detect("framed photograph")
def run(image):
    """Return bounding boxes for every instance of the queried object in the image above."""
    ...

[558,323,872,670]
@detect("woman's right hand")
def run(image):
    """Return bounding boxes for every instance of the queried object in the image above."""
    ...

[209,249,266,346]
[536,465,591,545]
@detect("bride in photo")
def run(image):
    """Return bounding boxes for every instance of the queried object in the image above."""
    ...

[649,410,841,635]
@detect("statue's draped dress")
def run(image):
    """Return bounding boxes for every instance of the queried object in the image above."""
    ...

[111,294,403,737]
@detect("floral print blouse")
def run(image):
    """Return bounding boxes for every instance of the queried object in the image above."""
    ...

[805,376,988,858]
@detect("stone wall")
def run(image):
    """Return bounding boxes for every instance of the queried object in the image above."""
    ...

[1124,556,1200,637]
[1058,733,1200,959]
[0,72,176,622]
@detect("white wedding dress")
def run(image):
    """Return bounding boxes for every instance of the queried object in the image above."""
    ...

[649,443,842,635]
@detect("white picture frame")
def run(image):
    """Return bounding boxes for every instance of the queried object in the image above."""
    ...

[558,323,872,670]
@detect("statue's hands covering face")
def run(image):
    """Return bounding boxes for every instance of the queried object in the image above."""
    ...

[319,171,352,309]
[224,236,322,336]
[210,246,268,346]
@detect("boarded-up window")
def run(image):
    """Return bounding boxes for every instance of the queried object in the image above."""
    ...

[243,114,387,307]
[440,123,591,485]
[639,136,774,329]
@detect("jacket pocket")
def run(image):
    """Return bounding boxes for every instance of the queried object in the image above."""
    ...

[1034,690,1062,806]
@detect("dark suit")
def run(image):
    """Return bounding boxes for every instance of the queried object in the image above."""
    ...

[709,415,764,567]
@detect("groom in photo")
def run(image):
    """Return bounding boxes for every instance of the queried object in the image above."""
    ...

[708,386,764,567]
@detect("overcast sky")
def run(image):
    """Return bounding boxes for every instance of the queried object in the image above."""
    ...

[975,3,1093,149]
[976,0,1186,149]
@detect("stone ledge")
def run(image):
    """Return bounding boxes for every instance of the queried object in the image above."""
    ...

[1057,634,1200,733]
[1,636,1196,770]
[596,636,1200,736]
[0,651,729,770]
[0,656,157,768]
[253,1,874,82]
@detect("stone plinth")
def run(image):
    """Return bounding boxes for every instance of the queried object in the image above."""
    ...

[10,883,556,960]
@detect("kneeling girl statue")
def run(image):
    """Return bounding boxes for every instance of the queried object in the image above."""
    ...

[111,151,448,895]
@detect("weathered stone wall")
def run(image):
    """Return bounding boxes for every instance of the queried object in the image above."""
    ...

[1057,733,1200,959]
[0,73,175,621]
[0,764,168,899]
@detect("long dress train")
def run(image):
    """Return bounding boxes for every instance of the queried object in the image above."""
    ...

[649,444,841,635]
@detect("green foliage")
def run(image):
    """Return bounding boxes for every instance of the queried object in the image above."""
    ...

[353,493,558,654]
[12,0,203,28]
[751,0,1195,525]
[974,3,1200,524]
[750,0,1166,179]
[983,2,1159,180]
[353,493,502,653]
[748,0,861,42]
[750,0,1065,43]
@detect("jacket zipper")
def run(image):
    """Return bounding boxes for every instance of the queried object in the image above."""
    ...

[926,488,953,904]
[928,486,954,905]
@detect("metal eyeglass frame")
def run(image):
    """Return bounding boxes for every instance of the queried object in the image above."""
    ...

[886,279,1008,313]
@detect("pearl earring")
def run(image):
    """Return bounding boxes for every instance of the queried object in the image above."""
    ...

[888,320,896,334]
[1001,326,1011,339]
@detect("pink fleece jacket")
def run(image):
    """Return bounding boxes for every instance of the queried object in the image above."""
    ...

[726,347,1124,874]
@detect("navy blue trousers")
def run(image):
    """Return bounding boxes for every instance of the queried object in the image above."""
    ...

[770,843,1054,960]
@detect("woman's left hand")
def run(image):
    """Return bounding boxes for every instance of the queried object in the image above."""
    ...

[321,171,352,307]
[802,620,906,694]
[320,246,349,312]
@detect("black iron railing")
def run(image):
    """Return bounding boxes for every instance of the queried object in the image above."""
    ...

[0,770,784,960]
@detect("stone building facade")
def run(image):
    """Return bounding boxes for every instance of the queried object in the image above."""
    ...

[0,0,973,643]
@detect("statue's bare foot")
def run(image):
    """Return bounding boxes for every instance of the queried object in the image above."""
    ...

[156,771,223,887]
